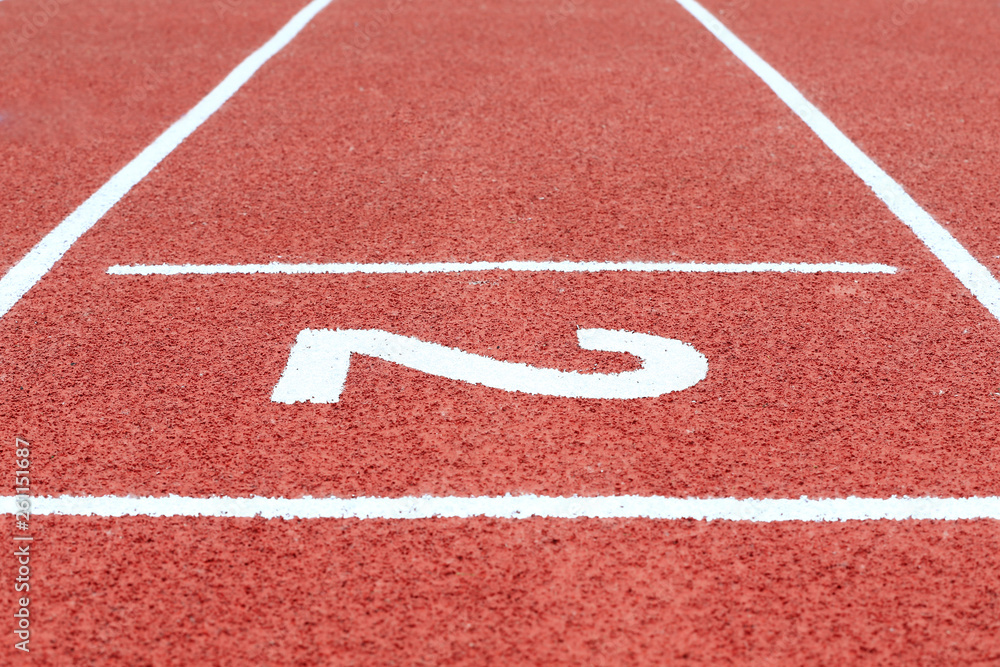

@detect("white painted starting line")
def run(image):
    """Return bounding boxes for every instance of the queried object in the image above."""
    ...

[5,494,1000,521]
[107,261,898,276]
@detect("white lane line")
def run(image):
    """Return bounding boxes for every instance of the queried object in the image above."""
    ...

[5,494,1000,521]
[107,261,898,276]
[0,0,335,319]
[675,0,1000,321]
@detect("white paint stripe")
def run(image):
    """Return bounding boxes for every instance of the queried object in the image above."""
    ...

[675,0,1000,320]
[6,494,1000,521]
[0,0,334,319]
[106,261,898,276]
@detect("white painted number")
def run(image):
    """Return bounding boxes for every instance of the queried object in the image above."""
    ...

[271,328,708,403]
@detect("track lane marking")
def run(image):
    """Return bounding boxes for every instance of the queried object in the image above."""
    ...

[0,0,335,319]
[4,494,999,521]
[676,0,1000,321]
[107,261,898,275]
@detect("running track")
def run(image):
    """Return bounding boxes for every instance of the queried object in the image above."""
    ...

[2,0,999,663]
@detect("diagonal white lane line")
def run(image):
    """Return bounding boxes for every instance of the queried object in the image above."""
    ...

[675,0,1000,321]
[107,260,899,275]
[3,494,999,521]
[0,0,335,319]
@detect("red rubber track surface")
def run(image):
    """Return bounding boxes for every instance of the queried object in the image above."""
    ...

[0,0,306,272]
[13,517,1000,665]
[699,0,1000,275]
[3,0,1000,663]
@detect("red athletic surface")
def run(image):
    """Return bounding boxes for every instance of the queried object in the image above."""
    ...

[0,0,305,272]
[699,0,1000,275]
[12,516,1000,664]
[3,0,1000,663]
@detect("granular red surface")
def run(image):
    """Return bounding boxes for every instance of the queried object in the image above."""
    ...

[3,0,999,663]
[0,0,305,272]
[699,0,1000,276]
[4,516,999,665]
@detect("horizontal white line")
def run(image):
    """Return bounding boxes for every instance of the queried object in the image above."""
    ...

[107,261,898,276]
[6,494,999,521]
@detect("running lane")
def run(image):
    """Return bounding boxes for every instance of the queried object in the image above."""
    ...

[3,0,1000,663]
[698,0,1000,281]
[0,0,307,272]
[6,0,998,500]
